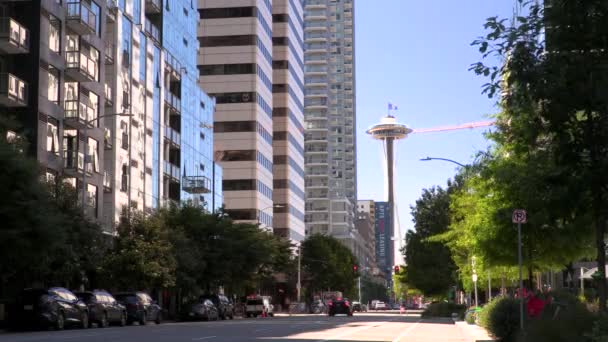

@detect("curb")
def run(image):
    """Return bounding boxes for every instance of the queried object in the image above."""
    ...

[454,321,496,342]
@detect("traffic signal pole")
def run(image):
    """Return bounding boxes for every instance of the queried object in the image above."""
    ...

[297,245,302,303]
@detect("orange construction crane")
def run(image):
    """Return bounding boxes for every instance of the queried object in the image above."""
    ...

[411,120,495,134]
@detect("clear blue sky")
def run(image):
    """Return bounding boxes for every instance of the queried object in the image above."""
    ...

[355,0,515,252]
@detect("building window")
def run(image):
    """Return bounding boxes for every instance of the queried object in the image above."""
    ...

[46,67,59,103]
[223,179,256,191]
[46,121,59,155]
[88,138,99,173]
[91,1,101,36]
[86,183,98,215]
[220,150,256,162]
[49,15,61,53]
[121,164,128,192]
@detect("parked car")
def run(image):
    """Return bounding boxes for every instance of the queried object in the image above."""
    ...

[10,287,89,330]
[245,296,274,317]
[75,290,126,328]
[113,292,161,325]
[181,298,219,321]
[375,301,387,310]
[200,294,234,320]
[352,301,368,312]
[328,298,353,317]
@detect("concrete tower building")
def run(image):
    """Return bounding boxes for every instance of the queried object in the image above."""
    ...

[197,1,305,239]
[303,0,357,246]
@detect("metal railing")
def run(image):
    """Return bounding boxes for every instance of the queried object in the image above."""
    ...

[66,1,97,32]
[163,160,180,180]
[164,89,181,113]
[182,175,212,194]
[144,18,160,42]
[63,150,84,170]
[66,50,98,81]
[64,95,96,126]
[164,126,181,146]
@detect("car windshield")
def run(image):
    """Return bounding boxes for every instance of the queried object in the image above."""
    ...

[115,294,138,303]
[75,293,94,302]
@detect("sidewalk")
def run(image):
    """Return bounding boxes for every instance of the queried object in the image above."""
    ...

[454,321,496,342]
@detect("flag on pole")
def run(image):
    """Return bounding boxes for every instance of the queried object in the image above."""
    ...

[388,103,398,111]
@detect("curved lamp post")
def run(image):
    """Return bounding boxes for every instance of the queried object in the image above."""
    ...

[419,156,466,167]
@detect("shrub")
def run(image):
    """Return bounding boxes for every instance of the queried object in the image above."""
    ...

[519,298,594,342]
[421,301,466,318]
[587,313,608,342]
[478,297,522,342]
[465,308,478,324]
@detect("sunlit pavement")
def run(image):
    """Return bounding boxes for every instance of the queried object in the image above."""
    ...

[0,312,476,342]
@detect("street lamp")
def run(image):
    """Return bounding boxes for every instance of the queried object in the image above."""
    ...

[81,113,134,213]
[258,204,284,226]
[419,156,466,167]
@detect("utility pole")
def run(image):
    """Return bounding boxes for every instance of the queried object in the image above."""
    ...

[297,245,302,303]
[358,276,361,303]
[513,209,527,332]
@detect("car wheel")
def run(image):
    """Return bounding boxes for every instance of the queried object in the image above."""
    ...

[120,312,127,327]
[155,312,161,325]
[81,312,89,329]
[99,312,109,328]
[139,311,147,325]
[56,312,65,330]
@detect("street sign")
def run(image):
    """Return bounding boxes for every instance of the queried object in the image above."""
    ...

[512,209,527,224]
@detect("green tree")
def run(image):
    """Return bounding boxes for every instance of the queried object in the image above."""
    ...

[404,185,457,297]
[470,0,607,308]
[301,234,358,297]
[0,132,64,297]
[101,212,176,290]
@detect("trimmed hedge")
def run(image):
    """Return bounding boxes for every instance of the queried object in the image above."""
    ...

[421,301,466,318]
[479,297,522,342]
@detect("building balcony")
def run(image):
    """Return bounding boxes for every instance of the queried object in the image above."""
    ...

[0,17,29,54]
[65,50,98,82]
[163,160,180,181]
[165,52,182,80]
[0,73,27,107]
[64,95,96,129]
[63,150,84,172]
[144,18,160,43]
[164,126,181,147]
[145,0,162,14]
[66,1,97,36]
[182,175,211,194]
[164,90,181,115]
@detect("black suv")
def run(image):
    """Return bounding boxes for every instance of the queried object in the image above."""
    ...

[113,292,161,325]
[75,290,127,327]
[200,294,234,320]
[10,287,89,330]
[328,298,353,317]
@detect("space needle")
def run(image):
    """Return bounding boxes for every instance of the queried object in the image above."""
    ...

[366,114,413,272]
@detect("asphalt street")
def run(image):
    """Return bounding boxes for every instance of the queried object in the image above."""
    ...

[0,312,472,342]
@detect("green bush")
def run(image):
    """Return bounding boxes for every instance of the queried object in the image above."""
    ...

[465,308,478,324]
[519,298,594,342]
[587,313,608,342]
[478,297,522,342]
[421,301,466,318]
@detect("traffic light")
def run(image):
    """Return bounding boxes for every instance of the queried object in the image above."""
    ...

[394,265,400,273]
[353,264,358,273]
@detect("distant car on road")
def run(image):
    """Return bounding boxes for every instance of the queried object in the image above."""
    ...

[246,296,273,317]
[10,287,89,330]
[328,298,353,317]
[181,298,219,321]
[74,290,126,327]
[200,294,234,320]
[352,301,367,312]
[374,301,387,310]
[113,292,161,325]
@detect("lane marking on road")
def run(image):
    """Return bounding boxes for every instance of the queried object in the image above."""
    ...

[192,336,216,340]
[317,318,399,342]
[392,320,421,342]
[254,328,271,333]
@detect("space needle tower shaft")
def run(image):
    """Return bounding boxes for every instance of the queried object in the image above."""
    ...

[366,115,412,268]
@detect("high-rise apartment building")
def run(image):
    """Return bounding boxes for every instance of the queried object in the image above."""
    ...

[303,1,357,244]
[197,0,305,241]
[0,0,221,233]
[356,200,377,273]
